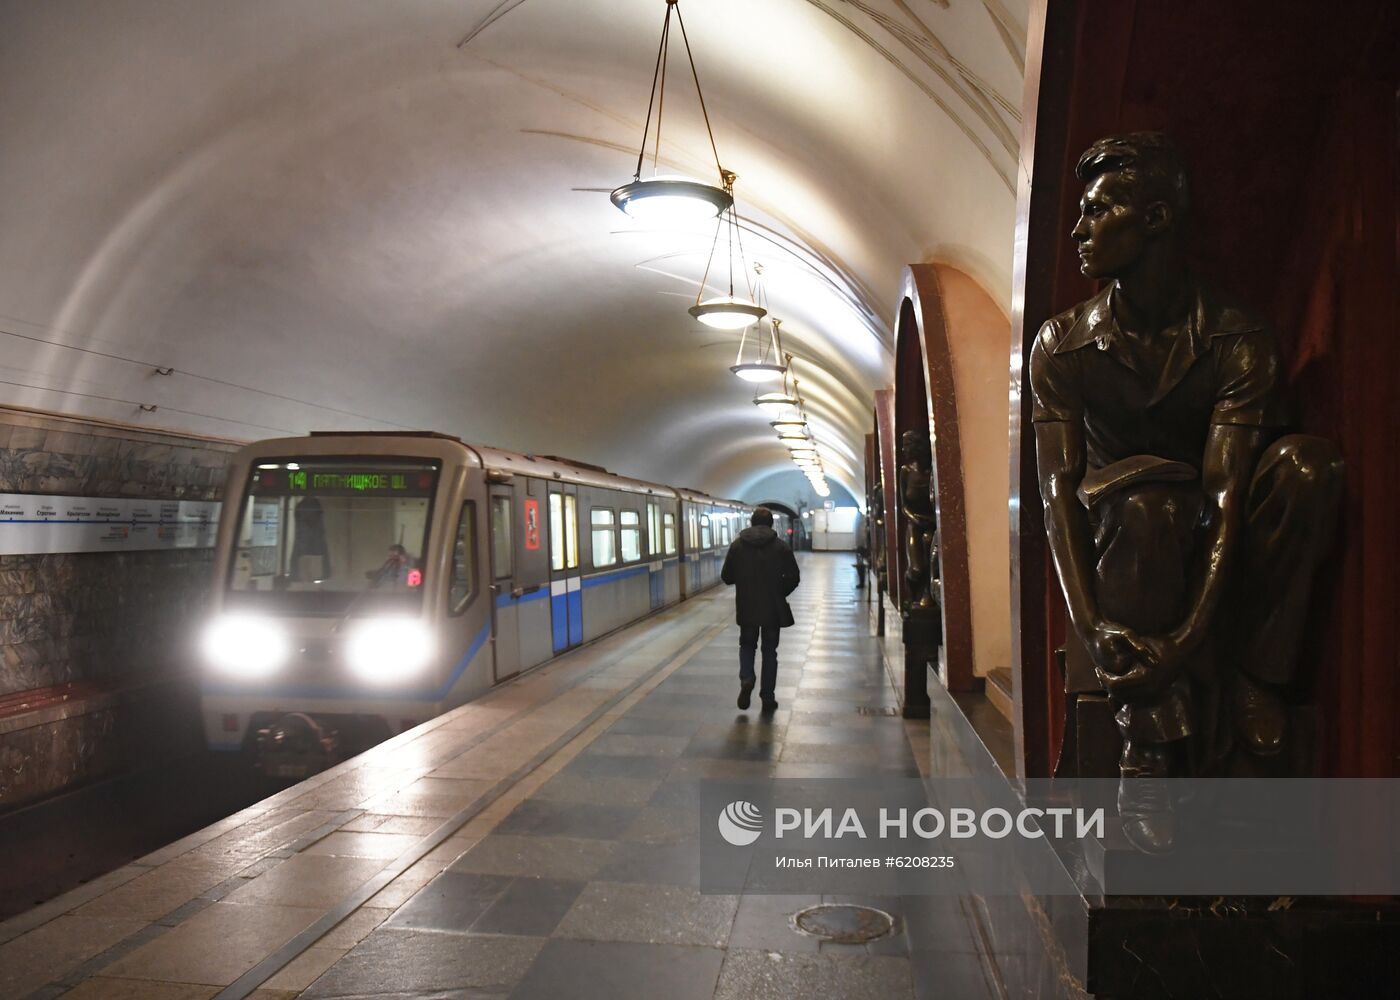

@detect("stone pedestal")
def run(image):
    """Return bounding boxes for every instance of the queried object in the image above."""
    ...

[899,604,939,719]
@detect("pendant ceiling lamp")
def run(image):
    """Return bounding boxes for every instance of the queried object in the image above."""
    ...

[754,392,799,415]
[693,205,767,330]
[612,0,732,224]
[771,419,807,433]
[730,310,787,382]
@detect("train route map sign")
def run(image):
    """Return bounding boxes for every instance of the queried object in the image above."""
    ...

[0,493,220,555]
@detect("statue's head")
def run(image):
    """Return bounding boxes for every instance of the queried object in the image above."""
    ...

[900,429,931,465]
[1072,132,1189,279]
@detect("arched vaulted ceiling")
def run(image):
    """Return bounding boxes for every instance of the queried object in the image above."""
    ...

[0,0,1026,507]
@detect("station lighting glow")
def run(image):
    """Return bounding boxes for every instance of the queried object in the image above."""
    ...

[730,362,786,382]
[753,393,800,415]
[610,176,732,224]
[692,296,768,330]
[201,613,290,678]
[345,618,435,684]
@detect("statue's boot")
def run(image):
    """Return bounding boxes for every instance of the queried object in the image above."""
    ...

[1118,741,1176,854]
[1233,672,1285,756]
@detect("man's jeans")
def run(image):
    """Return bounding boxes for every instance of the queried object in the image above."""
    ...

[739,623,780,700]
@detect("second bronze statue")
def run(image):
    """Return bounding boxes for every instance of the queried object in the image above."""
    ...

[898,429,938,612]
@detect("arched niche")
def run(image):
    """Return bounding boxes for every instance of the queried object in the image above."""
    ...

[892,263,978,692]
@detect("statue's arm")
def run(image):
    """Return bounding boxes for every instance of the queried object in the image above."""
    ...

[1164,422,1267,658]
[1034,419,1107,649]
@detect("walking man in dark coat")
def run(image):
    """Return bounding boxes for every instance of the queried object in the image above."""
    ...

[721,507,801,713]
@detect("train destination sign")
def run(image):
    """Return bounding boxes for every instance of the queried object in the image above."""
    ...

[0,492,220,555]
[252,464,439,498]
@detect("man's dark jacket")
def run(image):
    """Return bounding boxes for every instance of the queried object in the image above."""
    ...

[720,526,800,627]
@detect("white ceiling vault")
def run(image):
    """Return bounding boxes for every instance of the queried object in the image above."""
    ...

[0,0,1027,508]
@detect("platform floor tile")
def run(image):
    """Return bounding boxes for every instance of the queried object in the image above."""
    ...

[0,554,998,1000]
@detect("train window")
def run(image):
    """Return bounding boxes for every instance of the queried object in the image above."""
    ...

[564,495,579,569]
[620,510,641,562]
[490,495,513,579]
[700,514,711,549]
[230,459,439,614]
[646,502,661,557]
[591,508,617,567]
[663,512,677,555]
[550,493,579,571]
[449,502,477,614]
[549,493,564,571]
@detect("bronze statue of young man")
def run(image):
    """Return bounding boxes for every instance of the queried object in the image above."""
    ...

[898,429,936,611]
[1030,133,1343,853]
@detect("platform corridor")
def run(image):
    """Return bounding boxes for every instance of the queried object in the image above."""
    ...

[0,553,996,1000]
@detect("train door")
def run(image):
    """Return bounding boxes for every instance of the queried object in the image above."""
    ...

[548,486,582,653]
[678,500,692,599]
[489,485,521,682]
[646,500,664,610]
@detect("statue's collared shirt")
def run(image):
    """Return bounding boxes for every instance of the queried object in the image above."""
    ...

[1029,280,1291,471]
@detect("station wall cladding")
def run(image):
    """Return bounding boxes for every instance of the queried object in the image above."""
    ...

[0,407,237,810]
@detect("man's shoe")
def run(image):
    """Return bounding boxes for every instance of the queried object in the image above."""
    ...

[1117,740,1176,855]
[737,682,754,710]
[760,698,778,715]
[1233,673,1286,756]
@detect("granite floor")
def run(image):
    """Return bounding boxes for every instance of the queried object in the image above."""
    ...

[0,553,998,1000]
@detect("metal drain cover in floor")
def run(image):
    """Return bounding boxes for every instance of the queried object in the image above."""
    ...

[791,904,896,943]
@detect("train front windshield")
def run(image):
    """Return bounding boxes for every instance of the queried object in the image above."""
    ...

[227,460,440,615]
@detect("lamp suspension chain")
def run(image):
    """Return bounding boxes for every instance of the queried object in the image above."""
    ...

[631,0,725,185]
[671,0,725,182]
[651,12,669,174]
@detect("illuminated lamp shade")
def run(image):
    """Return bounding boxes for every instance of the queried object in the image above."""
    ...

[770,420,808,434]
[778,432,811,444]
[610,175,732,224]
[730,362,785,383]
[693,297,768,330]
[789,450,818,462]
[754,393,800,415]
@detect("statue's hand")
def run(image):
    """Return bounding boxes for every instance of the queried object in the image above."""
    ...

[1094,630,1188,700]
[1084,620,1137,676]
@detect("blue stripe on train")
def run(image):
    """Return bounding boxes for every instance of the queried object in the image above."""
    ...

[495,588,549,610]
[568,590,582,645]
[551,592,569,653]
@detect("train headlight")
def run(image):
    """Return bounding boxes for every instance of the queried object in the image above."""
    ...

[202,613,290,677]
[345,618,434,683]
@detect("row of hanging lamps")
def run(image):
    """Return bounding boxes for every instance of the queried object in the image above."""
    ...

[611,0,732,225]
[611,2,827,497]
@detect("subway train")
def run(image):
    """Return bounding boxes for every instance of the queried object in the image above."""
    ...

[198,432,792,777]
